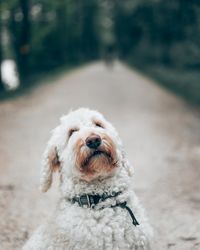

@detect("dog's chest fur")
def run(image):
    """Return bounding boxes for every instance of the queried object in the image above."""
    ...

[36,199,148,250]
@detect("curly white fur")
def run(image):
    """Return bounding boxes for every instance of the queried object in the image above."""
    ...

[23,108,153,250]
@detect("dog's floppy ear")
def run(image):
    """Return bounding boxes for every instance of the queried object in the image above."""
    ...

[40,130,61,192]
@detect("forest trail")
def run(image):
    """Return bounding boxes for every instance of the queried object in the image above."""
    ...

[0,61,200,249]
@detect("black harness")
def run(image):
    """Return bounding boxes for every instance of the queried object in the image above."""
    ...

[68,191,139,226]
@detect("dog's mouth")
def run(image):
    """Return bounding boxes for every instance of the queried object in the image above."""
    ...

[82,149,114,168]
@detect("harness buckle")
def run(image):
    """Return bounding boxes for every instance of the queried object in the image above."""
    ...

[86,194,91,207]
[78,194,92,208]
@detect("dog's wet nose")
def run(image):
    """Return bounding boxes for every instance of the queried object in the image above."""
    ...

[86,135,101,149]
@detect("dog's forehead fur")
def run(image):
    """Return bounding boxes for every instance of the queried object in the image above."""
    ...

[60,108,108,128]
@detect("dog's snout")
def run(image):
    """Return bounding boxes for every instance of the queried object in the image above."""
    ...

[86,135,101,149]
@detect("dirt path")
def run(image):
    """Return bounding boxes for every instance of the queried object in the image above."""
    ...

[0,62,200,250]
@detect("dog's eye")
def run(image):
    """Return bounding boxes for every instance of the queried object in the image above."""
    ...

[94,121,104,128]
[68,128,79,138]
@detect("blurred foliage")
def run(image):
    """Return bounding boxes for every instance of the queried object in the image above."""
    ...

[113,0,200,104]
[114,0,200,67]
[0,0,200,104]
[1,0,100,84]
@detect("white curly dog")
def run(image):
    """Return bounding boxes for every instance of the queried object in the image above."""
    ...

[23,108,152,250]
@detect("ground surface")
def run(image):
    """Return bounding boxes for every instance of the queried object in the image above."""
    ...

[0,62,200,250]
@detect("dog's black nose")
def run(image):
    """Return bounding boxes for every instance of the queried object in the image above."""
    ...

[86,135,101,149]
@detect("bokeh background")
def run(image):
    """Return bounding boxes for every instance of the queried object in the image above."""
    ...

[1,0,200,104]
[0,1,200,250]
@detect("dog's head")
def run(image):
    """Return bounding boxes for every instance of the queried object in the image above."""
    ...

[40,108,133,192]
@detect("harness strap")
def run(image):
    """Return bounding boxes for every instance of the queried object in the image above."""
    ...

[112,201,139,226]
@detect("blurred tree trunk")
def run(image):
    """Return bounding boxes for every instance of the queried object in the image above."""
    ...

[0,47,3,92]
[56,0,68,63]
[19,0,31,77]
[9,0,31,82]
[0,13,4,92]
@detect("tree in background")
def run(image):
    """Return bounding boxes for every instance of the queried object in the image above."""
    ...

[1,0,200,103]
[8,0,31,80]
[1,0,100,87]
[113,0,200,69]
